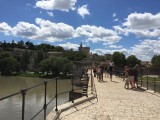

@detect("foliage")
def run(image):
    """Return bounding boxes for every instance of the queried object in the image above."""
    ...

[98,56,106,61]
[40,57,73,77]
[151,55,160,65]
[63,51,86,61]
[126,55,141,68]
[112,52,126,69]
[0,53,20,75]
[20,50,30,71]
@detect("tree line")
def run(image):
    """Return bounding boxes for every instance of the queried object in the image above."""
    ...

[0,40,64,52]
[0,40,87,76]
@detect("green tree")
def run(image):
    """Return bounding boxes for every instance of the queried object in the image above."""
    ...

[0,53,20,75]
[112,52,126,69]
[40,58,51,75]
[17,40,25,49]
[21,50,30,71]
[151,55,160,65]
[63,51,86,61]
[37,43,53,52]
[40,57,73,77]
[127,55,141,68]
[25,41,35,50]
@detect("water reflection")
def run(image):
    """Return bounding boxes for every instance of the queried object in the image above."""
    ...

[0,76,71,120]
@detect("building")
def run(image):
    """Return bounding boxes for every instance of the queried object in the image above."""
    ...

[79,43,90,57]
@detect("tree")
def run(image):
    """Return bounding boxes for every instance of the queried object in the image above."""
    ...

[40,57,73,77]
[25,41,35,50]
[127,55,141,68]
[151,55,160,65]
[63,51,86,61]
[17,40,25,49]
[40,58,51,75]
[0,53,20,75]
[21,50,30,71]
[112,52,126,69]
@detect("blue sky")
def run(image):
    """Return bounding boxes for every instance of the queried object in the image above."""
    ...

[0,0,160,61]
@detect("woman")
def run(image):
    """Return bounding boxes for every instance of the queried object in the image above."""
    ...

[128,67,135,88]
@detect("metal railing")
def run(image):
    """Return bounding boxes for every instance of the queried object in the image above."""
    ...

[138,73,160,93]
[115,70,160,93]
[0,71,96,120]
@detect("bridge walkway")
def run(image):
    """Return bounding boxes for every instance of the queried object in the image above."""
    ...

[58,75,160,120]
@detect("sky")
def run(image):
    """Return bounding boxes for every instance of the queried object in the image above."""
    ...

[0,0,160,61]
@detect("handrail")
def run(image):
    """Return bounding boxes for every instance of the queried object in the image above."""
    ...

[0,77,58,120]
[115,70,160,93]
[0,72,96,120]
[0,91,21,101]
[139,74,160,93]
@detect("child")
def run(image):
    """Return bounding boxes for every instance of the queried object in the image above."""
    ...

[124,66,130,89]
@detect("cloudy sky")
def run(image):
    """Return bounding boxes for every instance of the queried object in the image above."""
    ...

[0,0,160,61]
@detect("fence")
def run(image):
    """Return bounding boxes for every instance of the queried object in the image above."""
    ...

[115,68,160,93]
[138,73,160,93]
[0,70,96,120]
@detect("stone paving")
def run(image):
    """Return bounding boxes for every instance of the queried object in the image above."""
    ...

[59,75,160,120]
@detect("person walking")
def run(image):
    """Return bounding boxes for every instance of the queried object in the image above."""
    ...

[124,66,130,89]
[109,61,114,81]
[100,65,104,81]
[133,64,140,88]
[93,67,97,77]
[128,67,135,88]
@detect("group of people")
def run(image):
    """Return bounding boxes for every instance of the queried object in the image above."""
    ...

[93,61,114,82]
[123,64,139,89]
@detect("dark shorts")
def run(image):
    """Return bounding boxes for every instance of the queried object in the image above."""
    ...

[110,71,113,77]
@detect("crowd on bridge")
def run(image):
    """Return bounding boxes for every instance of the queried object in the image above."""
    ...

[93,61,114,82]
[92,61,140,89]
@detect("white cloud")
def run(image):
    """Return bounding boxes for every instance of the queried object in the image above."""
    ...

[113,19,119,22]
[12,22,39,38]
[112,13,116,18]
[35,18,75,41]
[108,45,123,49]
[92,39,160,61]
[77,5,90,18]
[76,25,121,44]
[0,19,121,44]
[130,39,160,61]
[113,25,128,36]
[0,18,75,42]
[123,12,160,30]
[117,12,160,38]
[35,0,77,12]
[59,42,79,50]
[0,22,11,35]
[47,12,54,17]
[91,48,128,56]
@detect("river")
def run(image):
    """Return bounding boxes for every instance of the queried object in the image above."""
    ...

[0,76,72,120]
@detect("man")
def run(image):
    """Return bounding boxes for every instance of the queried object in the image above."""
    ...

[133,64,139,88]
[109,61,114,81]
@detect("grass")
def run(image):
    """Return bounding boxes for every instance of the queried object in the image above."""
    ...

[19,72,43,78]
[140,76,160,81]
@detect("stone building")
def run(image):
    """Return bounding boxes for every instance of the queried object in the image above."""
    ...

[79,43,90,57]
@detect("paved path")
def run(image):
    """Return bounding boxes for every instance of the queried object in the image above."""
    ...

[59,75,160,120]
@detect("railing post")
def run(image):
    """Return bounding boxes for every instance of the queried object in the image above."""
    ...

[21,89,26,120]
[140,74,142,87]
[44,81,47,120]
[147,75,149,90]
[55,77,58,111]
[71,74,74,103]
[154,78,156,93]
[91,67,93,94]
